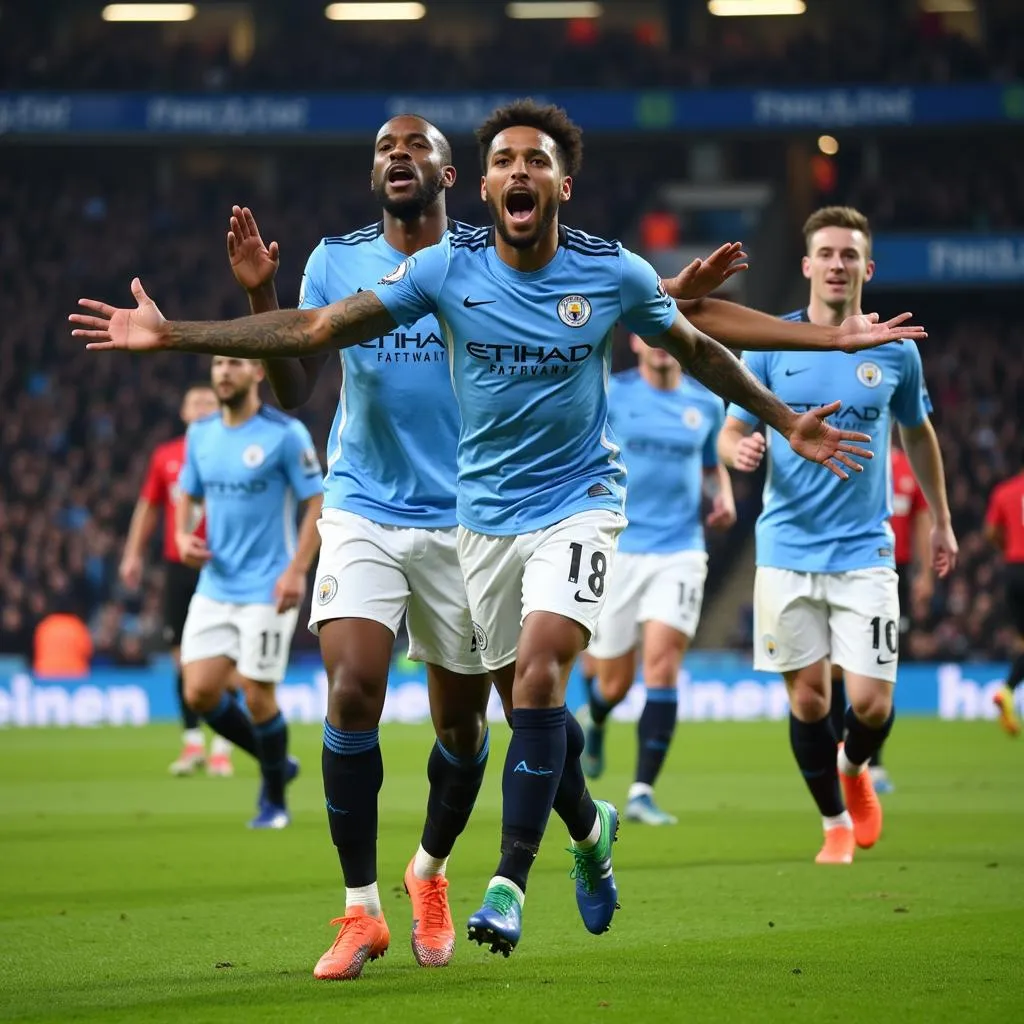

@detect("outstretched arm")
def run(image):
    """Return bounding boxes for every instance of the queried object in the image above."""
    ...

[645,313,873,479]
[72,278,396,357]
[227,205,328,408]
[679,298,926,354]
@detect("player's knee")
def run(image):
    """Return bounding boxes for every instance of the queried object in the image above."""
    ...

[514,652,564,708]
[644,648,685,689]
[435,711,487,759]
[325,660,387,729]
[183,676,220,714]
[849,689,892,728]
[600,669,634,704]
[789,684,829,722]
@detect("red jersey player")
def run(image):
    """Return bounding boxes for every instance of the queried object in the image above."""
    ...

[985,459,1024,736]
[119,384,230,773]
[890,445,934,622]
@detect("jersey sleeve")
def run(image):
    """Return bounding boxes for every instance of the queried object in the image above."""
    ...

[298,240,330,310]
[281,420,325,502]
[139,447,166,505]
[178,426,203,500]
[369,237,449,327]
[725,351,770,425]
[618,247,678,338]
[891,342,931,427]
[704,399,725,468]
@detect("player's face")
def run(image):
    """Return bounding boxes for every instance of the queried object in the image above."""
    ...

[211,357,262,409]
[180,387,217,425]
[631,333,677,373]
[802,226,875,309]
[481,126,571,249]
[371,117,455,221]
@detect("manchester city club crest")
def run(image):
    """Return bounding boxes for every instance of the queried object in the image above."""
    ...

[557,294,592,328]
[856,361,883,388]
[241,443,265,468]
[682,406,703,429]
[317,575,338,606]
[763,634,778,659]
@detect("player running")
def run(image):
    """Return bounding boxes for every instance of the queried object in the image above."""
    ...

[225,117,495,978]
[985,457,1024,736]
[119,382,234,776]
[577,334,736,825]
[176,356,323,828]
[73,103,919,954]
[717,205,957,865]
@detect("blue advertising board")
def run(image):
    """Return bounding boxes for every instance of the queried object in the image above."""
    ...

[0,653,1014,728]
[872,234,1024,287]
[1,83,1021,138]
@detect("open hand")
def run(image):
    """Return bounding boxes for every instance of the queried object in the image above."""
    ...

[664,242,749,301]
[835,312,927,353]
[786,400,873,479]
[71,278,167,352]
[227,205,279,293]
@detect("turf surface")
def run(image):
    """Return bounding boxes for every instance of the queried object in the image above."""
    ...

[1,719,1022,1023]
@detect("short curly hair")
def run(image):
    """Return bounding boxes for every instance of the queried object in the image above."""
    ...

[475,98,584,177]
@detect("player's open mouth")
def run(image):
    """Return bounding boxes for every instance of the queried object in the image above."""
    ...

[387,165,416,185]
[505,189,536,224]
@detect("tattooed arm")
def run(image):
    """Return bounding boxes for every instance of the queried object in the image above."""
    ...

[72,280,397,357]
[644,313,874,479]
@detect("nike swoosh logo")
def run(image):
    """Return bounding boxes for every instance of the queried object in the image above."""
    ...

[876,656,895,665]
[784,368,809,377]
[574,591,599,604]
[463,296,496,308]
[325,799,349,816]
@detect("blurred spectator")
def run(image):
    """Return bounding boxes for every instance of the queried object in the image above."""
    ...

[33,605,93,678]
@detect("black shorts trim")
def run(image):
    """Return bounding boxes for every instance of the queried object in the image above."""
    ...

[163,560,199,647]
[1006,562,1024,636]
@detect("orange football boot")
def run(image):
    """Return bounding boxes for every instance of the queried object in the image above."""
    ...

[404,860,456,967]
[313,907,390,980]
[815,826,855,865]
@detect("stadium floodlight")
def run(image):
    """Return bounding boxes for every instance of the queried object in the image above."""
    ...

[506,2,603,18]
[101,3,197,20]
[325,2,427,19]
[707,0,806,15]
[818,135,839,155]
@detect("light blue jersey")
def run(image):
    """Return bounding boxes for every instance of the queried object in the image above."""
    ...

[370,226,678,534]
[610,369,724,555]
[727,309,932,573]
[179,407,323,603]
[300,221,473,527]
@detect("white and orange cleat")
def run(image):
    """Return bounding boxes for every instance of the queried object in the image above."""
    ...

[313,908,390,981]
[168,738,205,776]
[404,860,456,967]
[815,825,855,865]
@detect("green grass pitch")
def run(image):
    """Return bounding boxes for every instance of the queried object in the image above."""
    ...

[1,719,1022,1023]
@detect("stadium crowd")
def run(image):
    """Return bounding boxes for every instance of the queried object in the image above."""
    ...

[1,9,1022,92]
[0,138,1019,668]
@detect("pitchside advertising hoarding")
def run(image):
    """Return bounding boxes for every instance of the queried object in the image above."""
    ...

[0,654,1014,729]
